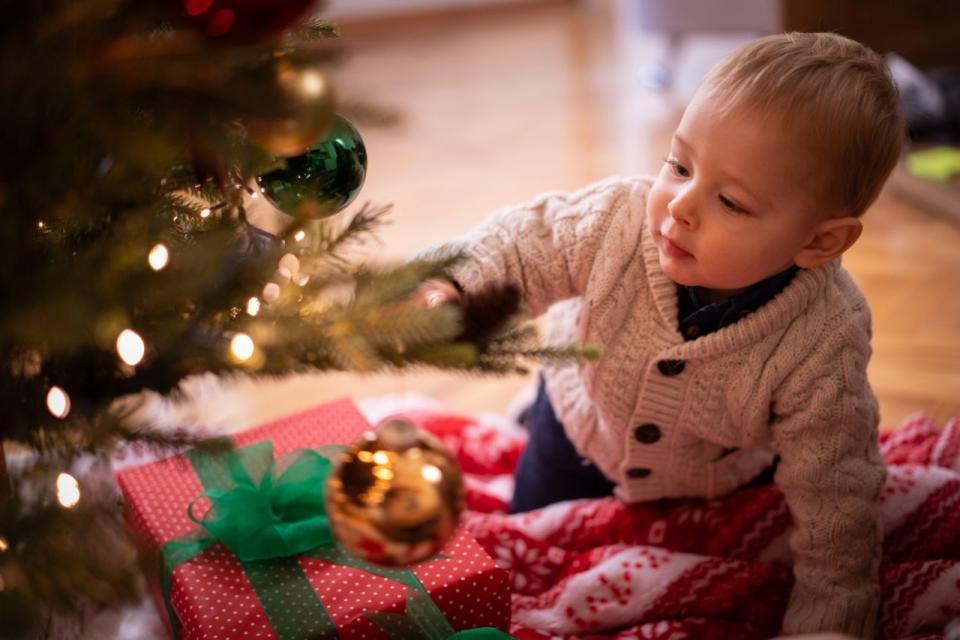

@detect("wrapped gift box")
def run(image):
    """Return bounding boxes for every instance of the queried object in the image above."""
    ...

[116,398,510,639]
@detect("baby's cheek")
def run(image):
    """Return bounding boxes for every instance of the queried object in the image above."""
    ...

[645,184,668,222]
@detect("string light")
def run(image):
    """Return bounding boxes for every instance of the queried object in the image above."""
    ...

[200,208,211,219]
[421,464,442,483]
[0,537,8,552]
[37,220,46,230]
[293,229,306,242]
[148,243,170,271]
[246,297,261,316]
[56,472,81,508]
[262,282,280,302]
[278,253,300,282]
[116,329,145,366]
[46,386,70,419]
[230,333,255,361]
[373,466,394,481]
[299,70,326,97]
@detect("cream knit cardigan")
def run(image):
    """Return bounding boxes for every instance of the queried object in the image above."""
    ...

[415,175,887,637]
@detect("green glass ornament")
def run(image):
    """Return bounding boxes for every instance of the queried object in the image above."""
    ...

[258,114,367,218]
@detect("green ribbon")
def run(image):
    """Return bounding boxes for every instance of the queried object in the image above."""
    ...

[160,441,339,640]
[157,440,514,640]
[187,442,335,562]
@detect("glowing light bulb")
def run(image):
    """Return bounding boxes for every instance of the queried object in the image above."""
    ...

[294,229,306,242]
[420,464,442,483]
[56,472,81,508]
[300,71,325,96]
[373,467,394,481]
[262,282,281,302]
[0,537,8,552]
[116,329,145,366]
[372,451,390,465]
[246,297,261,316]
[148,243,169,271]
[230,333,255,361]
[200,208,211,219]
[46,386,70,419]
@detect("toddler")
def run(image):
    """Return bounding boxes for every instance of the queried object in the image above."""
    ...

[415,32,904,637]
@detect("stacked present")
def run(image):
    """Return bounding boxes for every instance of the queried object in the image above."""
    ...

[116,399,511,639]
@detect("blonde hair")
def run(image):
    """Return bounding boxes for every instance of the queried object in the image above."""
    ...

[703,32,905,217]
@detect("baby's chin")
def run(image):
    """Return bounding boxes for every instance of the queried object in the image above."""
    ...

[660,262,746,293]
[658,257,701,287]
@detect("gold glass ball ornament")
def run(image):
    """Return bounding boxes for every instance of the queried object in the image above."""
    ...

[326,419,465,566]
[244,58,336,157]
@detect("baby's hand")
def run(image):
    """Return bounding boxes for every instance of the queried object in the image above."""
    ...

[414,278,461,308]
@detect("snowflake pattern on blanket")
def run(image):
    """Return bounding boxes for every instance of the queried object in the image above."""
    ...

[370,406,960,640]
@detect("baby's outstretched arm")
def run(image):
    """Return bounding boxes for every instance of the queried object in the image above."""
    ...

[411,177,648,319]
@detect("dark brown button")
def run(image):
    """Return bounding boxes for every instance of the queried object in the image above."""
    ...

[684,324,700,339]
[657,359,685,376]
[626,467,652,479]
[634,423,661,444]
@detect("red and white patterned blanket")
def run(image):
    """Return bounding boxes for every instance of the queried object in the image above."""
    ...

[373,404,960,640]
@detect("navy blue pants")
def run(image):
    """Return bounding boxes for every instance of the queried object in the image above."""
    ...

[509,377,616,513]
[509,376,777,514]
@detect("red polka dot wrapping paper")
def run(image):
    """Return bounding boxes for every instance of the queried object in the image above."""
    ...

[116,398,511,639]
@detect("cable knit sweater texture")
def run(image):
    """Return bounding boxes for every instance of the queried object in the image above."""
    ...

[415,176,886,637]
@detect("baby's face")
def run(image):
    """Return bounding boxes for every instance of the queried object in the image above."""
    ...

[646,89,827,296]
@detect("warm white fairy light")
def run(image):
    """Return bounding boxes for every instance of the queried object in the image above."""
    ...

[116,329,146,366]
[0,537,8,552]
[46,386,70,419]
[200,208,211,219]
[295,273,310,286]
[293,229,306,243]
[421,464,442,483]
[37,220,46,230]
[56,472,81,508]
[148,243,170,271]
[299,70,326,97]
[246,297,261,316]
[262,282,281,302]
[230,333,255,361]
[278,253,300,278]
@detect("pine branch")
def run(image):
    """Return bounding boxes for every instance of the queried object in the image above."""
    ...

[290,18,341,40]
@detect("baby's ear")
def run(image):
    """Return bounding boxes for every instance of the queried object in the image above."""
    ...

[793,216,863,269]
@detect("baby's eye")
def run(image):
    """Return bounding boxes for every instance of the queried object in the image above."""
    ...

[664,157,690,178]
[719,194,749,215]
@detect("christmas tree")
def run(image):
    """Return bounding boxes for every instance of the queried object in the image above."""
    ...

[0,2,584,636]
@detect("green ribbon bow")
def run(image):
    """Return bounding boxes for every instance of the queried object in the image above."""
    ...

[159,440,513,640]
[187,443,335,562]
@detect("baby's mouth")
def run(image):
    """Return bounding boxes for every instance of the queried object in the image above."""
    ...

[662,236,694,259]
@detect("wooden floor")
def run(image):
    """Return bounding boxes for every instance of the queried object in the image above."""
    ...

[237,0,960,432]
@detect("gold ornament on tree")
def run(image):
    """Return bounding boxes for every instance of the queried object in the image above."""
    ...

[326,419,465,566]
[245,59,336,157]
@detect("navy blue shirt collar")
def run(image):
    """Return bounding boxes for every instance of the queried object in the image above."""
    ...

[676,266,799,340]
